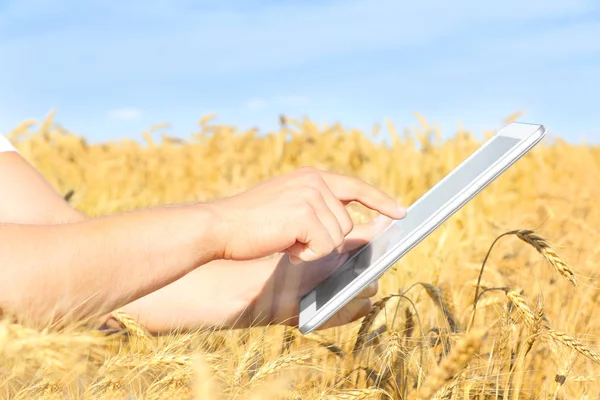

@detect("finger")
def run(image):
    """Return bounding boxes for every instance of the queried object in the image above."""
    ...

[311,179,354,236]
[356,281,379,299]
[296,169,354,236]
[348,215,393,240]
[337,216,395,253]
[320,190,354,237]
[286,208,336,263]
[317,298,372,330]
[288,254,303,265]
[318,171,406,220]
[304,187,345,248]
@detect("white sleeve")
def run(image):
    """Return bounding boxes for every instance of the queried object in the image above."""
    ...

[0,134,17,153]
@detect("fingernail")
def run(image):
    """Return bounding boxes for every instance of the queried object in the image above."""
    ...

[288,255,302,265]
[397,205,407,218]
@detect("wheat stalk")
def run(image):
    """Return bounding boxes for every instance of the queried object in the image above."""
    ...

[192,354,222,400]
[234,339,263,386]
[416,329,486,400]
[249,353,311,384]
[543,329,600,365]
[320,387,391,399]
[418,282,458,332]
[304,332,344,357]
[506,291,600,366]
[353,295,398,354]
[515,230,577,286]
[110,311,153,341]
[505,291,536,327]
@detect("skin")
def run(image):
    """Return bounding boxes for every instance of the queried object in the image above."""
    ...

[0,150,405,332]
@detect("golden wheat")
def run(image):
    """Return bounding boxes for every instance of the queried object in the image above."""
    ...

[110,310,153,341]
[515,230,577,286]
[2,111,600,399]
[248,353,311,385]
[416,328,486,399]
[320,387,391,399]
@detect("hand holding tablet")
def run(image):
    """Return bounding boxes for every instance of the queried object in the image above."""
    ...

[299,122,546,334]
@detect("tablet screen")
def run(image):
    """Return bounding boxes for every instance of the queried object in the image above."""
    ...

[312,135,521,309]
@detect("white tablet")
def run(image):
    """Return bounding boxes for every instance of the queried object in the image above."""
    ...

[298,122,546,334]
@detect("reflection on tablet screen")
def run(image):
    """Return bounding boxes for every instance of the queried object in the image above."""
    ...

[316,221,404,308]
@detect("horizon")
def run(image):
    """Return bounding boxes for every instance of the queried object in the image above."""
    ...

[6,110,571,149]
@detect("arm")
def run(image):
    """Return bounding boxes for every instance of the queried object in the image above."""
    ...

[0,149,221,327]
[0,150,266,332]
[1,202,220,326]
[0,151,86,224]
[119,219,386,334]
[0,142,405,331]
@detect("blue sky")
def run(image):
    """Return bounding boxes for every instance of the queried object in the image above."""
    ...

[1,0,599,143]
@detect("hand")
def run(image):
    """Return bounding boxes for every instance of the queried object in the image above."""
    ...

[207,166,405,264]
[246,216,395,330]
[118,216,395,333]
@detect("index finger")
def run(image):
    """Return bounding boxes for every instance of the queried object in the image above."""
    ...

[317,171,407,220]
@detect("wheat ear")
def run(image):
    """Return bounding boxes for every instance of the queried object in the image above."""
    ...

[515,230,577,286]
[416,329,486,400]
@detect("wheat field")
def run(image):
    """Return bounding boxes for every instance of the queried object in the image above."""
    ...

[2,111,600,399]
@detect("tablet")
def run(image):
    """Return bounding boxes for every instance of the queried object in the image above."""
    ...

[298,122,546,334]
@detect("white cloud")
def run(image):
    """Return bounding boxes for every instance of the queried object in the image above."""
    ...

[107,107,142,120]
[277,96,310,106]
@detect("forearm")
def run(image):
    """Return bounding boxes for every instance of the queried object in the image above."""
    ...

[0,204,222,326]
[118,256,278,333]
[0,152,85,224]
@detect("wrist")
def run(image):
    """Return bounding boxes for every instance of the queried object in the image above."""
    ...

[192,202,229,262]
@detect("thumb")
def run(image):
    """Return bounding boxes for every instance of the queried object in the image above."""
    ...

[316,298,373,330]
[340,215,394,253]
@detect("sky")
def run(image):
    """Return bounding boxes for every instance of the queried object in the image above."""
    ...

[1,0,599,144]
